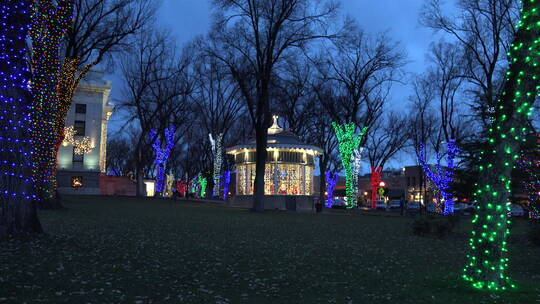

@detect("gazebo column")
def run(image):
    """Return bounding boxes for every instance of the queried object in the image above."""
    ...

[273,161,279,195]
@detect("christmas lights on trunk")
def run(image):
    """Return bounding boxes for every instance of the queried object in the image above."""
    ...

[29,0,73,201]
[150,126,175,195]
[418,140,459,215]
[463,0,540,290]
[332,122,368,208]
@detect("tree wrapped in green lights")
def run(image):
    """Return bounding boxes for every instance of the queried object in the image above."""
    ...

[463,0,540,290]
[29,0,73,204]
[332,122,368,208]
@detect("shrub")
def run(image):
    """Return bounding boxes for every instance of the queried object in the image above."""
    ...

[411,216,455,239]
[412,216,431,236]
[529,222,540,246]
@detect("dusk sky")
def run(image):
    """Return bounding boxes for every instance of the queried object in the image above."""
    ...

[108,0,452,169]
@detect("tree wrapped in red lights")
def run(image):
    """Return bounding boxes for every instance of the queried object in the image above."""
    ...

[29,0,73,204]
[370,166,382,209]
[0,0,43,237]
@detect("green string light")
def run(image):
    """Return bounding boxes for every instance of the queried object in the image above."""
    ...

[463,0,540,291]
[332,122,368,208]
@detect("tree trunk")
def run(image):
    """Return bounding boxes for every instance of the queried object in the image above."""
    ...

[136,147,144,196]
[252,125,268,212]
[318,157,328,212]
[0,0,43,238]
[464,3,540,290]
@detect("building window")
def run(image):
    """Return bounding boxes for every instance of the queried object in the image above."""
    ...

[75,103,86,114]
[71,176,83,188]
[74,120,85,136]
[73,147,84,163]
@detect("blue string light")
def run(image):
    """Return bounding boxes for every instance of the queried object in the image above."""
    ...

[150,126,175,194]
[418,139,459,214]
[325,171,338,208]
[222,170,231,200]
[0,0,36,201]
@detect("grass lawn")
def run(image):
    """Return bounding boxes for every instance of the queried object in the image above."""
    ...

[1,196,539,304]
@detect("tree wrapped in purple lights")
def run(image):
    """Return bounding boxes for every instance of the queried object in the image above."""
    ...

[222,170,231,200]
[325,171,339,208]
[418,139,459,214]
[150,126,175,195]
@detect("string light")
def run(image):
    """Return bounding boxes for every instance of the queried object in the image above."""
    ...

[516,149,539,220]
[61,125,93,155]
[222,170,231,200]
[29,0,73,200]
[0,0,37,201]
[418,140,459,215]
[325,171,338,208]
[370,166,382,208]
[332,122,368,208]
[198,174,207,198]
[209,133,223,198]
[463,0,540,290]
[150,126,175,194]
[352,147,363,206]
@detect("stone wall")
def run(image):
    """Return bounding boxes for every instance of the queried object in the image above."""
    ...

[228,195,315,212]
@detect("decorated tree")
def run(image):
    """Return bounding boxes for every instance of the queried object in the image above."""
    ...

[516,145,539,219]
[150,126,175,195]
[222,171,231,200]
[332,122,368,208]
[418,140,459,214]
[29,0,73,204]
[209,133,223,198]
[463,1,540,290]
[370,166,382,208]
[198,174,207,198]
[352,148,363,205]
[325,171,339,208]
[0,0,43,237]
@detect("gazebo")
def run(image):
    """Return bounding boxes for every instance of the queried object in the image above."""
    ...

[226,116,323,196]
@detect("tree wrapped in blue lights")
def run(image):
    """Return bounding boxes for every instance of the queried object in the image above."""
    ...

[325,171,339,208]
[0,0,43,237]
[463,1,540,290]
[332,122,368,208]
[222,170,231,200]
[150,126,175,195]
[418,139,459,214]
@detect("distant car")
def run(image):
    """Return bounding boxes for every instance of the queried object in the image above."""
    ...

[332,198,347,209]
[453,203,468,213]
[389,200,401,209]
[376,200,386,210]
[407,202,421,210]
[508,204,525,217]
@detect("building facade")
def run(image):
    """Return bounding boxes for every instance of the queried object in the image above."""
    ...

[57,70,113,194]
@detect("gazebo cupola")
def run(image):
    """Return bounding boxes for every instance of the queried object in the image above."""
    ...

[226,116,323,196]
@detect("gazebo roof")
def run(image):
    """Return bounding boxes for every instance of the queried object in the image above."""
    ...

[226,116,323,155]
